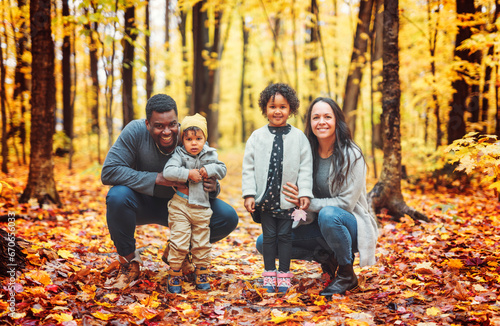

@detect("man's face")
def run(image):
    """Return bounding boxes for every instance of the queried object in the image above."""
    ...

[145,110,179,154]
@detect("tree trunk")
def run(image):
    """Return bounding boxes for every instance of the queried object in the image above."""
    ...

[62,0,73,168]
[14,0,29,165]
[192,1,210,117]
[0,228,27,277]
[427,0,443,149]
[308,0,319,103]
[368,0,428,222]
[343,0,373,136]
[85,5,101,163]
[179,9,191,111]
[369,0,383,178]
[20,0,61,207]
[192,1,221,146]
[122,5,136,127]
[145,2,153,99]
[447,0,478,144]
[240,16,249,143]
[1,26,8,173]
[165,0,170,88]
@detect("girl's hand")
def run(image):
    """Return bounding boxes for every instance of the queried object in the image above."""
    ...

[244,197,255,213]
[299,197,310,210]
[283,182,300,206]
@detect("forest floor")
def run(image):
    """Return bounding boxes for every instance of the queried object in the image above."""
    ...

[1,152,500,325]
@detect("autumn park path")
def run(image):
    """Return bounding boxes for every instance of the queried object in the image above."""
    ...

[1,152,500,325]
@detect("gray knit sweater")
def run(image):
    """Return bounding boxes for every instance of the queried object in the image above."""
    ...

[242,124,314,209]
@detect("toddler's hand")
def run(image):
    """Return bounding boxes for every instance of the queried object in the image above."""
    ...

[188,169,203,183]
[200,167,208,178]
[244,197,255,213]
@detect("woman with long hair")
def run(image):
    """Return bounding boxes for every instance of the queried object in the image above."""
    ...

[256,97,378,296]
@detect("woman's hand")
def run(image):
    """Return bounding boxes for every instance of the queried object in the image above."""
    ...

[283,182,300,206]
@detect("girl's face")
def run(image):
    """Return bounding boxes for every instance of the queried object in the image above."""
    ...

[310,101,336,142]
[266,93,290,127]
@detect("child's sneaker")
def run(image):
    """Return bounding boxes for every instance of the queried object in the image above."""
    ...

[167,269,183,294]
[195,267,211,291]
[277,271,293,293]
[262,270,277,293]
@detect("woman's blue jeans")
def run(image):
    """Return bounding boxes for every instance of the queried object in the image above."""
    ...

[256,206,358,265]
[106,185,239,257]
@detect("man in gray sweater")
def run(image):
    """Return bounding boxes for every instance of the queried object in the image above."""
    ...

[101,94,238,283]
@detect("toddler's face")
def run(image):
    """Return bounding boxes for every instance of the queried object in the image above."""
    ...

[183,130,205,155]
[266,93,290,127]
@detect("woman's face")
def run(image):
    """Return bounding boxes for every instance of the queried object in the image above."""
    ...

[310,101,336,142]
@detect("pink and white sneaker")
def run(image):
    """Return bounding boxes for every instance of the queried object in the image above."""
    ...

[277,271,293,293]
[262,270,277,293]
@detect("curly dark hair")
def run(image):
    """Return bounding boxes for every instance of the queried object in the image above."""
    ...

[258,83,300,116]
[145,94,178,121]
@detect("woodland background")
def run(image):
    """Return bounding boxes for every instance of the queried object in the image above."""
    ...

[0,0,500,324]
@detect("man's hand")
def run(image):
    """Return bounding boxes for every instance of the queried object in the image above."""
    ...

[203,176,218,193]
[155,173,188,190]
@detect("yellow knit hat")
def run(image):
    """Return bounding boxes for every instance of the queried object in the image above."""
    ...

[180,113,208,139]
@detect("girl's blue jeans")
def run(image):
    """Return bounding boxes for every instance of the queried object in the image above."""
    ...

[106,185,239,257]
[256,206,358,265]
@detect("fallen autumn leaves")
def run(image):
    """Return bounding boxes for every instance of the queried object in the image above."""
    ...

[1,153,500,325]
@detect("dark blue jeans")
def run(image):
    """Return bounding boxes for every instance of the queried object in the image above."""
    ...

[106,185,239,257]
[256,206,358,265]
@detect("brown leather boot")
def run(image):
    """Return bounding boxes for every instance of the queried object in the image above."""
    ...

[320,264,358,296]
[117,250,142,283]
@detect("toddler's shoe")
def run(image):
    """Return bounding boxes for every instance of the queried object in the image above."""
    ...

[277,271,293,293]
[195,267,211,291]
[161,242,195,281]
[262,270,277,293]
[167,269,183,294]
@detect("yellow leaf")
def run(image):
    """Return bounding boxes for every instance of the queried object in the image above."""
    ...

[345,319,370,326]
[415,262,434,274]
[270,309,290,324]
[25,270,52,286]
[8,312,26,319]
[426,306,441,316]
[447,259,464,269]
[31,306,44,314]
[45,313,73,323]
[129,303,160,320]
[57,249,74,259]
[104,293,118,301]
[92,311,113,320]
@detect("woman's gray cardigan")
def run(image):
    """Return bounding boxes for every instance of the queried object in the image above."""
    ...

[308,147,378,267]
